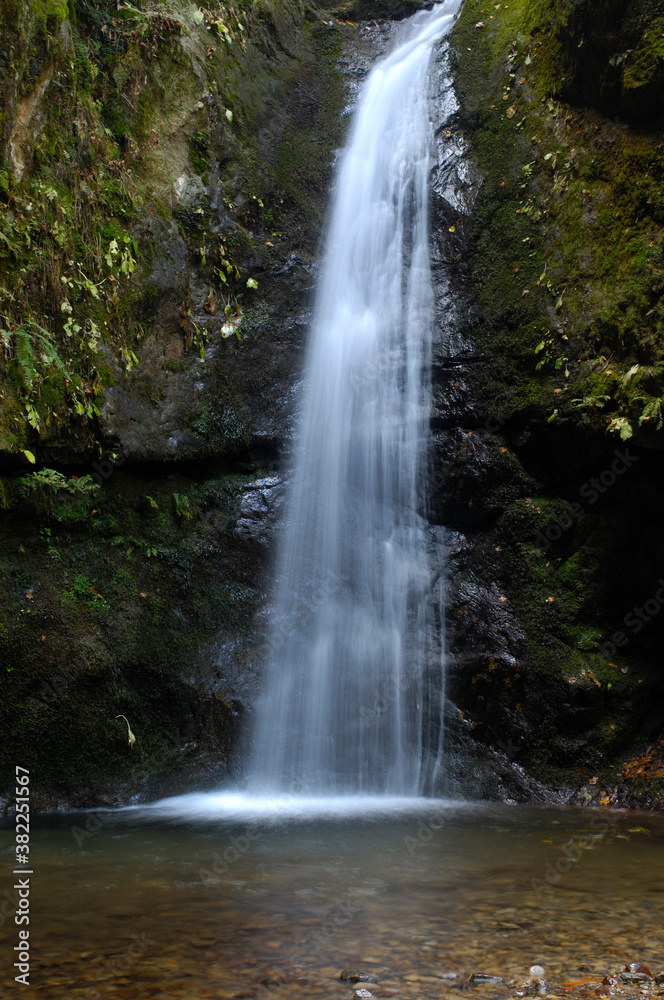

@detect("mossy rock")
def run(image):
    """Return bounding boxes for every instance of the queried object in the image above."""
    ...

[622,16,664,122]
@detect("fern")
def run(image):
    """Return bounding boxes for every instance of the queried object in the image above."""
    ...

[14,327,37,391]
[19,469,100,496]
[639,397,664,430]
[6,321,65,393]
[29,322,66,374]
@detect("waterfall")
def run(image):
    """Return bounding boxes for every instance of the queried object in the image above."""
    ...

[249,0,462,796]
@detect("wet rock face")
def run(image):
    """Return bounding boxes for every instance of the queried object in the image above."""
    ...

[442,519,533,775]
[431,429,535,528]
[446,531,528,674]
[425,0,664,805]
[427,40,542,798]
[97,248,316,462]
[93,56,340,462]
[430,401,664,799]
[235,475,285,547]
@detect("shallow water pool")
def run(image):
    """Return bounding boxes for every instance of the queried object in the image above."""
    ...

[1,799,663,999]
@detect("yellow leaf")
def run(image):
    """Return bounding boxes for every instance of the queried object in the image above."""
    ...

[116,714,137,749]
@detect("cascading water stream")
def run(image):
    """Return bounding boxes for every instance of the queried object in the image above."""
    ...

[249,0,462,797]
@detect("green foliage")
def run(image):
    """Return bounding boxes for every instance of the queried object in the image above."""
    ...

[62,572,108,610]
[173,492,193,519]
[0,321,67,430]
[19,468,100,497]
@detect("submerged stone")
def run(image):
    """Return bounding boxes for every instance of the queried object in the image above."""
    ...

[340,970,379,984]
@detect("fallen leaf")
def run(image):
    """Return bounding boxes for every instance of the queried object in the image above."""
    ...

[116,714,137,749]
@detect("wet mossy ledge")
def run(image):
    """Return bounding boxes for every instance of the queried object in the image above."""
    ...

[445,0,664,809]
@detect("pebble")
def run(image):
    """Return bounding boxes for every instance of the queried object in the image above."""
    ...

[354,990,374,1000]
[189,937,218,948]
[620,972,650,984]
[340,970,379,984]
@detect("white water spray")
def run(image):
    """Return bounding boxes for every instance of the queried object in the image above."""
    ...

[249,0,462,796]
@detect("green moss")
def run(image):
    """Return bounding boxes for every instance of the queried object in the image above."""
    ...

[189,128,210,176]
[623,16,664,91]
[452,0,664,441]
[39,0,69,27]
